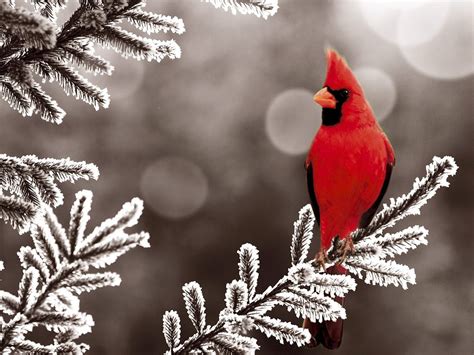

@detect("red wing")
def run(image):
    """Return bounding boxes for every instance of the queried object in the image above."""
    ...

[359,162,393,228]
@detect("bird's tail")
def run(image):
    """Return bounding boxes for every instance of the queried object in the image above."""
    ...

[303,264,346,349]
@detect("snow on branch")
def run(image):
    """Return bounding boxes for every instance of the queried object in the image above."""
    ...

[0,154,98,233]
[199,0,279,19]
[350,156,458,242]
[0,190,150,353]
[163,155,457,353]
[0,0,278,123]
[0,0,183,123]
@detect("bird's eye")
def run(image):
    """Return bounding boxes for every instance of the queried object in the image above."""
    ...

[341,89,349,97]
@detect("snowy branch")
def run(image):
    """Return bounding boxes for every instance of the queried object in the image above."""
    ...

[199,0,279,19]
[0,190,150,353]
[0,0,183,123]
[163,155,457,353]
[0,154,98,233]
[0,0,278,123]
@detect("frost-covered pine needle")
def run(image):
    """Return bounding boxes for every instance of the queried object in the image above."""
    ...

[0,154,98,233]
[164,156,457,353]
[0,190,149,353]
[0,0,277,122]
[199,0,279,19]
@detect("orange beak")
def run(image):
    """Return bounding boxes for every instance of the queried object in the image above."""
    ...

[313,87,336,109]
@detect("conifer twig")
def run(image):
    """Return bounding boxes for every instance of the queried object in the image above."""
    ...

[0,154,98,233]
[0,0,278,123]
[164,156,458,353]
[0,190,150,353]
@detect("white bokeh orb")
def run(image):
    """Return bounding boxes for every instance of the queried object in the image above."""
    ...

[401,2,473,79]
[396,1,449,47]
[358,0,448,47]
[354,67,397,121]
[265,88,321,155]
[140,157,209,219]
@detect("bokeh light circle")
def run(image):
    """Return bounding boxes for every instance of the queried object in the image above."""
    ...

[354,67,397,121]
[396,1,449,47]
[265,88,320,155]
[358,0,448,47]
[400,2,473,79]
[140,157,209,219]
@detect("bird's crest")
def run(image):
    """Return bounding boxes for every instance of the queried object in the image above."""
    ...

[324,49,363,95]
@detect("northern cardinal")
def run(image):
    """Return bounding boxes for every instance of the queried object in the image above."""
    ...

[302,49,395,348]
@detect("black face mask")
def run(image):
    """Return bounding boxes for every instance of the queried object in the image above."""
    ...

[322,87,349,126]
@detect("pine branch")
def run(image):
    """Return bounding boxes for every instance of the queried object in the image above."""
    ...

[182,282,207,334]
[0,3,57,50]
[37,56,110,110]
[349,156,458,243]
[25,79,66,124]
[0,0,277,122]
[0,0,183,122]
[0,190,150,352]
[0,195,36,232]
[125,10,185,35]
[225,280,248,313]
[163,310,181,351]
[238,243,259,301]
[59,43,114,76]
[0,154,98,232]
[165,155,457,353]
[290,204,314,266]
[199,0,279,19]
[0,79,32,117]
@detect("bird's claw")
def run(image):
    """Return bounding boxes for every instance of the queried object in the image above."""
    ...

[315,250,329,271]
[337,237,355,264]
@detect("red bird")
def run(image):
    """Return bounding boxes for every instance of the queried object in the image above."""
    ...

[302,49,395,348]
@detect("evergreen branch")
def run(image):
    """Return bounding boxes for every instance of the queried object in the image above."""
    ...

[0,190,149,352]
[0,0,277,122]
[39,57,110,110]
[9,339,84,354]
[355,225,429,259]
[182,282,207,334]
[290,204,314,266]
[0,194,36,232]
[344,258,416,290]
[59,43,114,75]
[125,10,185,35]
[25,80,65,124]
[0,3,57,50]
[350,156,458,243]
[163,310,181,351]
[0,291,20,315]
[199,0,279,19]
[238,243,259,301]
[20,155,99,183]
[210,332,259,353]
[250,315,310,346]
[0,0,184,122]
[225,280,248,313]
[0,79,32,117]
[0,154,98,232]
[95,24,155,61]
[167,156,457,353]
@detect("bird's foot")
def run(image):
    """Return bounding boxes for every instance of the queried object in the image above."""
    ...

[337,237,355,264]
[315,249,329,271]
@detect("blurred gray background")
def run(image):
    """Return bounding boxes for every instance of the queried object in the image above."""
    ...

[1,0,473,354]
